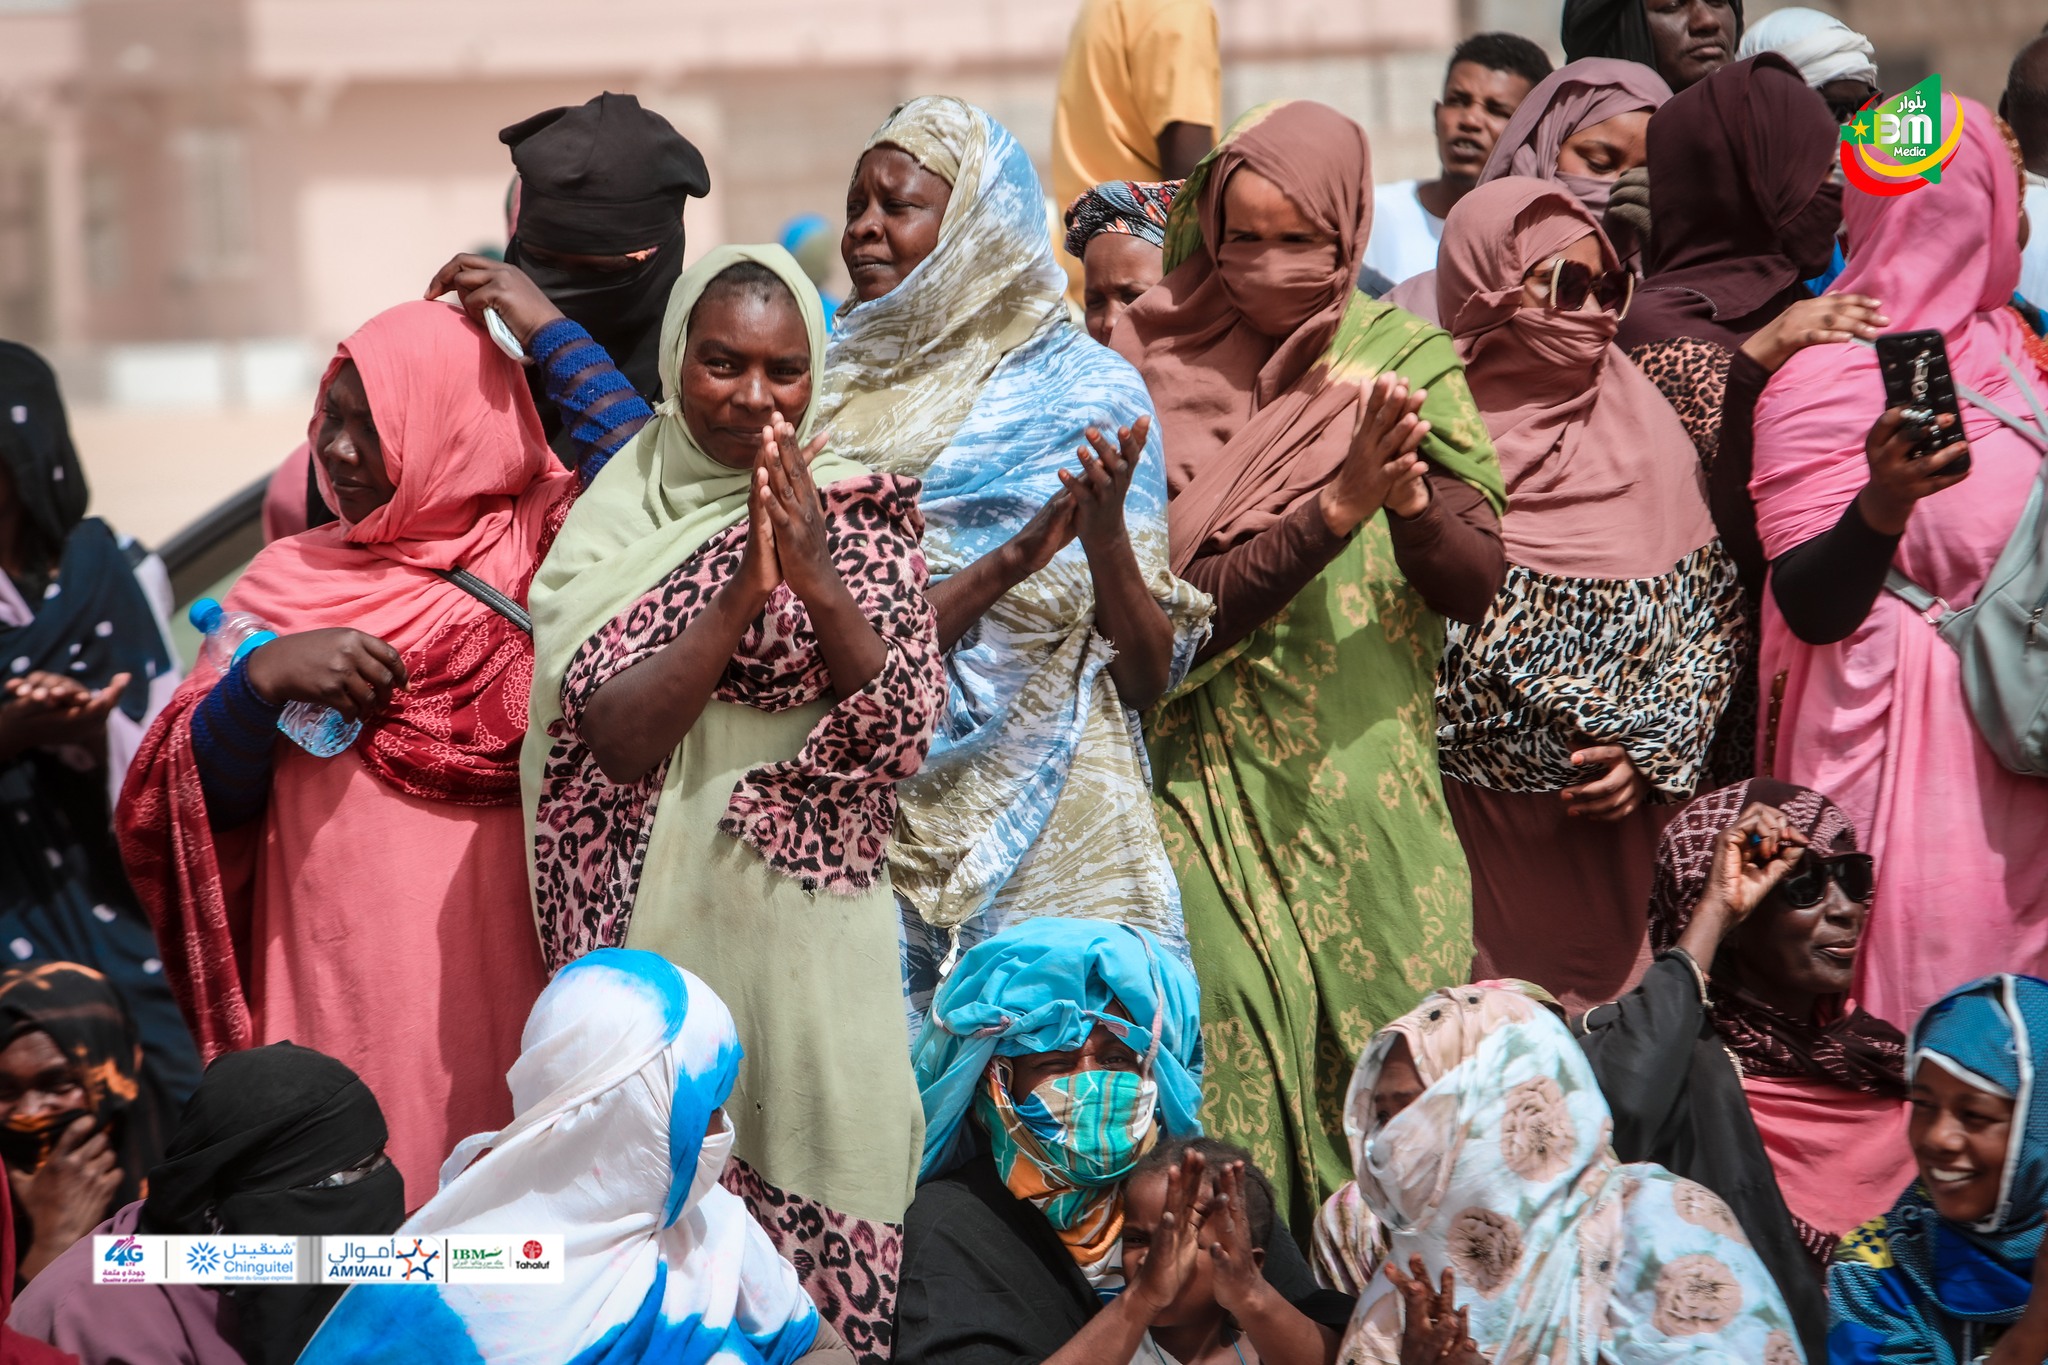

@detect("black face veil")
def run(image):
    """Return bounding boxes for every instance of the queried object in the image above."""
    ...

[500,91,711,404]
[141,1043,404,1365]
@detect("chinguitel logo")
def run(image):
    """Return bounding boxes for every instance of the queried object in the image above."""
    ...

[185,1242,223,1276]
[396,1238,440,1281]
[523,1240,543,1260]
[1840,74,1965,196]
[103,1235,144,1266]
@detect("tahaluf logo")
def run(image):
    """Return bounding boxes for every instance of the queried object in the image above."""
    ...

[1840,74,1965,196]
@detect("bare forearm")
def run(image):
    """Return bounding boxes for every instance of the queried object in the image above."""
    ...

[1674,899,1736,974]
[580,584,763,783]
[1157,122,1214,180]
[1085,531,1173,709]
[1044,1292,1157,1365]
[1234,1285,1341,1365]
[927,547,1027,652]
[796,575,888,698]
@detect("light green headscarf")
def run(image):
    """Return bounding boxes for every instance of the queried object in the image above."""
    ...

[523,243,868,848]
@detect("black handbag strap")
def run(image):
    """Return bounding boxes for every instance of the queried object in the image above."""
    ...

[434,567,531,635]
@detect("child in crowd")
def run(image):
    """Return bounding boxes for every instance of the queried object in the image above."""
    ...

[1121,1139,1345,1365]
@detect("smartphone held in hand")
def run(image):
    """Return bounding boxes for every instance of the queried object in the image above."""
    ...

[1876,329,1970,473]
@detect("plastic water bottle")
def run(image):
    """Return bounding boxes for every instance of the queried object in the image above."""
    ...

[187,598,362,758]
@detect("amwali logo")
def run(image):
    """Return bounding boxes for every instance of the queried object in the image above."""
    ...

[1840,74,1965,196]
[395,1238,440,1281]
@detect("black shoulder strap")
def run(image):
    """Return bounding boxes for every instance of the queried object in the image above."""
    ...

[434,567,531,634]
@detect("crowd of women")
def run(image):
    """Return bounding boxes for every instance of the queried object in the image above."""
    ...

[4,1,2048,1360]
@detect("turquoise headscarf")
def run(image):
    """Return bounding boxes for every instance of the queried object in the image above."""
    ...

[1830,975,2048,1365]
[913,917,1203,1180]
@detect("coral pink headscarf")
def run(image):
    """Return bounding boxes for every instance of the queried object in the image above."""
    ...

[238,300,568,648]
[228,299,571,802]
[119,301,572,1059]
[1437,178,1713,579]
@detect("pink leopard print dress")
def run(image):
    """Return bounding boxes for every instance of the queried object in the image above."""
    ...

[533,470,944,1364]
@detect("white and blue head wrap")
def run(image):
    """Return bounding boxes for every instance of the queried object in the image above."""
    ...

[301,950,819,1365]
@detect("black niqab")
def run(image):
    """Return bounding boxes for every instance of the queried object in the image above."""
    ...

[142,1043,403,1365]
[500,92,710,409]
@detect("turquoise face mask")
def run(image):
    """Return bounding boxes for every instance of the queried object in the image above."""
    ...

[979,1064,1160,1198]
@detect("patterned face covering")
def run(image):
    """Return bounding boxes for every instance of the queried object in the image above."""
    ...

[975,1060,1159,1283]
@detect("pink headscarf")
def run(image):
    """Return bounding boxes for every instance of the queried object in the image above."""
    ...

[1478,58,1673,218]
[1752,99,2037,560]
[1387,59,1671,323]
[1437,178,1713,579]
[233,300,569,657]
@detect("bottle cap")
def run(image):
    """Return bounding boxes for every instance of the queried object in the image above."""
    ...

[189,599,223,634]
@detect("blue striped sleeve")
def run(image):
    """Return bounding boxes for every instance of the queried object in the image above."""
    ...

[530,317,653,485]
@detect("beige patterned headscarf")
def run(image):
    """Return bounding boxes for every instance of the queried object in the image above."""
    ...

[815,95,1068,478]
[1329,985,1802,1364]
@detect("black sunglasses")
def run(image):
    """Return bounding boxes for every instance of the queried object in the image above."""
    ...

[1829,87,1883,126]
[1530,257,1636,319]
[1775,851,1875,908]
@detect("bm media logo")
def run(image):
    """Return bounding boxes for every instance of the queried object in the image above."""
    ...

[1840,75,1965,196]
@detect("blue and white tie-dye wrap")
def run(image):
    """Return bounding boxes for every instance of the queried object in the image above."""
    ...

[299,950,820,1365]
[817,99,1210,1021]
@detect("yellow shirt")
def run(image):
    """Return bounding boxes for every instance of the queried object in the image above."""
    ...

[1051,0,1221,298]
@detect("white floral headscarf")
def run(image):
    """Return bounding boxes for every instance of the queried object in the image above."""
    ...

[1335,985,1806,1365]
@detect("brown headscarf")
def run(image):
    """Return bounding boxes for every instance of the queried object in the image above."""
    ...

[1647,777,1907,1098]
[1111,101,1372,572]
[1619,54,1842,352]
[1436,178,1713,579]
